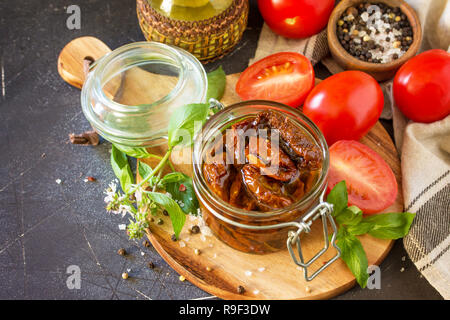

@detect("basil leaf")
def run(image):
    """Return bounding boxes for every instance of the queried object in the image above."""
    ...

[146,192,186,239]
[365,212,416,240]
[138,161,153,179]
[137,161,160,187]
[206,66,226,101]
[111,145,134,193]
[168,103,210,148]
[113,144,151,159]
[163,173,199,215]
[160,172,186,185]
[336,227,369,288]
[347,220,375,236]
[327,180,348,217]
[336,205,363,226]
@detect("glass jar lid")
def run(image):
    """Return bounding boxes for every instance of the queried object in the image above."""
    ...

[81,42,207,148]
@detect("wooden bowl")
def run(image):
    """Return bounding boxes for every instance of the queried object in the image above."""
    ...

[327,0,422,81]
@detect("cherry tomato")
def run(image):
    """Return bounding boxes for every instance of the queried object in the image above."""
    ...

[236,52,315,108]
[393,49,450,123]
[257,0,335,39]
[303,71,383,145]
[328,140,398,214]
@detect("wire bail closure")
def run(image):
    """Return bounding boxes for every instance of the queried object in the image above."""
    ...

[287,199,341,281]
[206,189,341,282]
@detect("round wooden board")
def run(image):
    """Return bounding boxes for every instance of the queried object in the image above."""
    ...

[56,37,402,299]
[139,74,404,300]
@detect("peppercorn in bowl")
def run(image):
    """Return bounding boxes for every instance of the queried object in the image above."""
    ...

[327,0,421,81]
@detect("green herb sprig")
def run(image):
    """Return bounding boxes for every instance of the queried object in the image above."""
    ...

[327,181,415,288]
[104,67,226,240]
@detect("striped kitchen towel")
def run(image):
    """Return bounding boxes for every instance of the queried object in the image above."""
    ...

[249,24,329,66]
[401,115,450,299]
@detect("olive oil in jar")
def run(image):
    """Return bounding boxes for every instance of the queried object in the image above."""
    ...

[149,0,233,21]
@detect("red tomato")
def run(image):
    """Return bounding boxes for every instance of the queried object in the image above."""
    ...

[236,52,315,108]
[258,0,335,39]
[327,140,398,214]
[393,49,450,123]
[303,71,383,145]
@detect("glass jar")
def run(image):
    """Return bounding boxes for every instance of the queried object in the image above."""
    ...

[81,42,207,148]
[193,100,328,252]
[193,100,341,280]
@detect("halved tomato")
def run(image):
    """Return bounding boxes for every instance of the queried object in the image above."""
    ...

[327,140,398,214]
[236,52,315,108]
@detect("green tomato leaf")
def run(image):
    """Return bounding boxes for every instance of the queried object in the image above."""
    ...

[168,103,210,148]
[364,212,416,239]
[336,205,363,226]
[336,227,369,288]
[327,180,348,217]
[206,66,226,101]
[113,144,151,159]
[110,145,134,193]
[145,192,186,239]
[162,173,199,215]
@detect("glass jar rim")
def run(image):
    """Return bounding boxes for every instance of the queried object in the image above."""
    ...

[92,42,187,114]
[80,41,207,147]
[193,100,330,220]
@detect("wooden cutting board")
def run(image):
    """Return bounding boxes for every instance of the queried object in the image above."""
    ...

[58,37,403,300]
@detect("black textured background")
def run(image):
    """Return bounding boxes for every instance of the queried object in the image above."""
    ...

[0,0,443,299]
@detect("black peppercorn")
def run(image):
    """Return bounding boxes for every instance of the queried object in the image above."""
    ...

[191,225,200,234]
[162,210,169,216]
[157,218,164,225]
[142,240,151,248]
[171,234,177,242]
[147,261,155,269]
[117,248,126,256]
[237,285,245,294]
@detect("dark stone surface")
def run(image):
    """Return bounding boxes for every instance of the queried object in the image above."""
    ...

[0,0,442,300]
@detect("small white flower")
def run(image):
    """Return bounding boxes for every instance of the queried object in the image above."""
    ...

[55,179,62,184]
[118,224,126,230]
[109,181,117,193]
[118,204,132,217]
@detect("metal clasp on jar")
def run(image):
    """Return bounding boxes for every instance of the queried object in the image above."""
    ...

[286,196,341,281]
[205,189,341,282]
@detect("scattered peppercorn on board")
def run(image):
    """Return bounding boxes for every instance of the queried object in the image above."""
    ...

[138,74,403,300]
[57,37,403,300]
